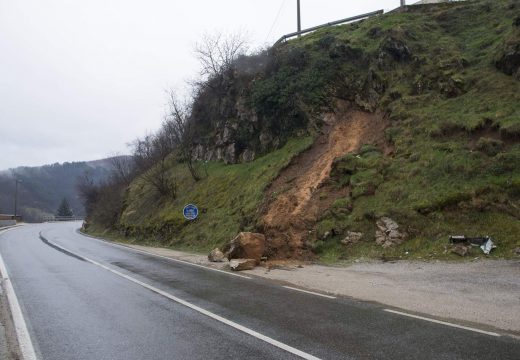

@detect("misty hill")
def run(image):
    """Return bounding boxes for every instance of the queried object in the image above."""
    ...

[85,0,520,261]
[0,157,123,221]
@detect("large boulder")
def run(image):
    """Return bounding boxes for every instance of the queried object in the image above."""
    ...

[229,259,257,271]
[223,232,266,264]
[375,217,406,248]
[208,248,225,262]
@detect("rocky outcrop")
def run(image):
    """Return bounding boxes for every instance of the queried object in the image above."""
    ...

[229,258,257,271]
[375,217,406,247]
[223,232,266,264]
[341,231,363,246]
[495,21,520,79]
[208,248,225,262]
[378,36,412,66]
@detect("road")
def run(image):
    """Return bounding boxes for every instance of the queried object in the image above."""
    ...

[0,222,518,360]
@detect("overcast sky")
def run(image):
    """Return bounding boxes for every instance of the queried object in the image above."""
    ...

[0,0,403,170]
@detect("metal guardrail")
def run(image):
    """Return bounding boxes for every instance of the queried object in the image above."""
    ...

[42,215,84,222]
[274,9,384,45]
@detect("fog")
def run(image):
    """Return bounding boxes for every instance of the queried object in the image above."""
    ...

[0,0,402,170]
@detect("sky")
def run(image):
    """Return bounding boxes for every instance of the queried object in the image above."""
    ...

[0,0,404,170]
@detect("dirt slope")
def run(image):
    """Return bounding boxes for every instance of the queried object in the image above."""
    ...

[261,106,388,259]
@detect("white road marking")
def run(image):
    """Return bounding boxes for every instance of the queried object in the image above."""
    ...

[74,230,252,279]
[0,231,38,360]
[283,286,336,299]
[384,309,501,337]
[44,236,321,360]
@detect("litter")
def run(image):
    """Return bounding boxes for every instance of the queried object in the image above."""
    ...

[448,235,496,254]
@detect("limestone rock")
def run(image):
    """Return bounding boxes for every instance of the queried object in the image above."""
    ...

[223,232,266,264]
[208,248,225,262]
[229,258,256,271]
[341,231,363,246]
[452,244,470,257]
[375,217,406,248]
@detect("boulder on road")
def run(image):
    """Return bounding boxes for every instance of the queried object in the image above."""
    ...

[229,259,256,271]
[223,232,266,264]
[208,248,225,262]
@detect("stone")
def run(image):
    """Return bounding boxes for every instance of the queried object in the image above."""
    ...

[223,143,237,164]
[379,36,412,63]
[375,217,406,248]
[341,231,363,246]
[208,248,225,262]
[452,244,470,257]
[229,259,257,271]
[223,232,266,264]
[513,247,520,255]
[240,149,255,163]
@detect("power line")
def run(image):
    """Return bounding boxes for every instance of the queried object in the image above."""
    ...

[265,0,287,43]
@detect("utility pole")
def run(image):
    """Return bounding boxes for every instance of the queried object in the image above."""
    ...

[401,0,405,7]
[297,0,301,36]
[14,179,21,218]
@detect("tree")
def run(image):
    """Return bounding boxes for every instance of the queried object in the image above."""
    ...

[56,198,73,217]
[165,90,201,181]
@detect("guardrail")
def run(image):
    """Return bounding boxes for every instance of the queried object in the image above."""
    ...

[42,216,84,222]
[274,9,384,45]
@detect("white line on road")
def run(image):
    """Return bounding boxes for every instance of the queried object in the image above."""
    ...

[0,232,38,360]
[75,230,252,280]
[383,309,501,337]
[283,286,336,299]
[44,236,321,360]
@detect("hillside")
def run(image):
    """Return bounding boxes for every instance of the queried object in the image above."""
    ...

[0,158,118,221]
[86,0,520,261]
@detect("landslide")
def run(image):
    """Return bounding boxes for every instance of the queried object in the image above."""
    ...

[86,0,520,261]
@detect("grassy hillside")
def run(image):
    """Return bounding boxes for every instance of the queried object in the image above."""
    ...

[88,0,520,260]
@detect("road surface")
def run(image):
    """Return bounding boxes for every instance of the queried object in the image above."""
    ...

[0,222,518,359]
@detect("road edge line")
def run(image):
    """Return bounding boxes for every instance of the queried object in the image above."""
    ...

[43,234,321,360]
[0,246,38,360]
[282,286,336,299]
[74,229,252,280]
[383,309,501,337]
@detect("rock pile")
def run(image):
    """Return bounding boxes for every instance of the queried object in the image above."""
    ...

[375,217,406,248]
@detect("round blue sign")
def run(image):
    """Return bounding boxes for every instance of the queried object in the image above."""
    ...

[183,204,199,220]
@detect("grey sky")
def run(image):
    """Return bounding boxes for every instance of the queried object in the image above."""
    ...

[0,0,401,170]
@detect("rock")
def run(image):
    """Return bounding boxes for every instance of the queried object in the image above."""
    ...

[513,246,520,255]
[223,143,237,164]
[375,217,406,248]
[240,149,255,163]
[341,231,363,246]
[379,36,412,63]
[208,248,225,262]
[452,244,470,257]
[495,42,520,77]
[229,258,256,271]
[223,232,266,264]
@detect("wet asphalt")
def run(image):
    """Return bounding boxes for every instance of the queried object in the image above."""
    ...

[0,222,518,360]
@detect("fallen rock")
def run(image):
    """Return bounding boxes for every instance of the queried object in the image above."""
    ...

[229,259,256,271]
[223,232,266,264]
[208,248,225,262]
[375,217,406,248]
[452,244,470,257]
[341,231,363,246]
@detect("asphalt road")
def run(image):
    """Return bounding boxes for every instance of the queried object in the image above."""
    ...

[0,222,518,360]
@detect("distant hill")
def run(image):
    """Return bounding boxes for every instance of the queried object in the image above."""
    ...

[0,157,127,222]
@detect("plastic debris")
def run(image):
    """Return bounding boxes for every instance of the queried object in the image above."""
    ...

[480,238,496,255]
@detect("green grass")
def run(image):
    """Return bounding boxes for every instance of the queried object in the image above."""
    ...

[111,136,313,252]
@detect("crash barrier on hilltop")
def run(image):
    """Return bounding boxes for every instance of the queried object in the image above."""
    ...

[274,9,384,45]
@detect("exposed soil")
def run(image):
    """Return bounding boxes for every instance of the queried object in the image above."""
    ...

[261,105,389,259]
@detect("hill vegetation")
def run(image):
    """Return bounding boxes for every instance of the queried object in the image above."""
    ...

[84,0,520,261]
[0,159,115,221]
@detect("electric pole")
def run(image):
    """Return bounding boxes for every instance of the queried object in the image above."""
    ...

[14,179,21,217]
[401,0,406,7]
[297,0,301,36]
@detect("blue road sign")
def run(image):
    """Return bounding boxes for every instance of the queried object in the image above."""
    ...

[183,204,199,220]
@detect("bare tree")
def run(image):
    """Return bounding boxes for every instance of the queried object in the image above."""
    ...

[165,90,202,181]
[109,154,135,186]
[194,31,249,87]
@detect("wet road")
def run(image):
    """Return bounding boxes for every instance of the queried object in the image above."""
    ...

[0,222,519,360]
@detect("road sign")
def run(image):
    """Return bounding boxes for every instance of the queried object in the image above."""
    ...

[183,204,199,220]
